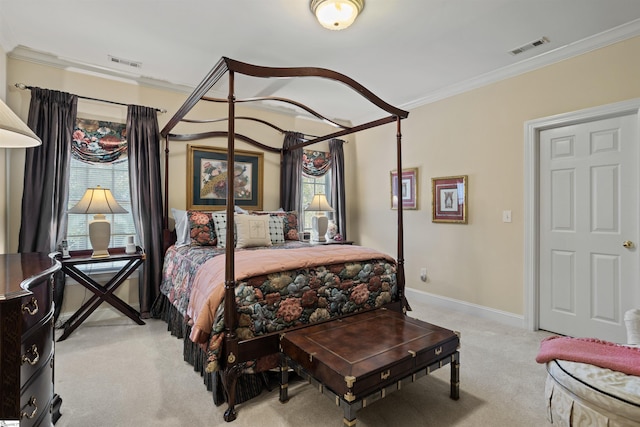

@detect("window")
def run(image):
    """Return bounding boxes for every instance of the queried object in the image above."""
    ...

[301,171,331,233]
[301,149,332,233]
[66,118,136,252]
[66,159,136,251]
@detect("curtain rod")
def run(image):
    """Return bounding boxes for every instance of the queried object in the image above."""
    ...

[14,83,166,113]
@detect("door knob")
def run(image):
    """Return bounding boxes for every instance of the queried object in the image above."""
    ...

[623,240,634,248]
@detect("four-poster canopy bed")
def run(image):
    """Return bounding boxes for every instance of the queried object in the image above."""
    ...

[153,57,460,424]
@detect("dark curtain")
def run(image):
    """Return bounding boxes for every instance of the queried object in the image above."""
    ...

[18,88,77,322]
[126,105,163,318]
[329,139,347,240]
[280,131,304,212]
[18,88,77,253]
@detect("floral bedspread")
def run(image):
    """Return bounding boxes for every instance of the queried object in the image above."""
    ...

[160,241,310,316]
[160,242,398,372]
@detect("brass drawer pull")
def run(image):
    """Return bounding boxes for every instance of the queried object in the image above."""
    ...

[20,396,38,419]
[21,344,40,366]
[21,297,39,316]
[381,370,390,380]
[435,346,443,355]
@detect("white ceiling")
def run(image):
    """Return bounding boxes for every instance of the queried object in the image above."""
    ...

[2,0,640,123]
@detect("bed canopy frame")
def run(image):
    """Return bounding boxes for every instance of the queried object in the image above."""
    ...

[159,56,409,419]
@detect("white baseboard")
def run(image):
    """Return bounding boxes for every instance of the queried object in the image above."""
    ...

[405,287,525,329]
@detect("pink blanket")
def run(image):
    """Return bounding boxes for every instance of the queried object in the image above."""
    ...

[187,245,395,343]
[536,335,640,376]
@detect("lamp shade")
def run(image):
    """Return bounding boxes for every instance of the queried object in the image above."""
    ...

[68,186,128,215]
[310,0,364,30]
[305,194,333,212]
[0,99,41,148]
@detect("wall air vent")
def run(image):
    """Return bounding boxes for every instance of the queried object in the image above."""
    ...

[108,55,142,68]
[509,37,550,56]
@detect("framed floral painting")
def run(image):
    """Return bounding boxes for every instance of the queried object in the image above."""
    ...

[187,145,263,210]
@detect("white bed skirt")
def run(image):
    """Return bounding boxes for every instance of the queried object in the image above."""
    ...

[545,359,640,426]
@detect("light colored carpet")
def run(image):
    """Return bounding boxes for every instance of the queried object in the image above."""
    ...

[54,301,555,427]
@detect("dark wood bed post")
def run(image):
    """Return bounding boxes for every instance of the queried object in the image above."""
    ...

[222,69,242,423]
[163,134,170,229]
[395,116,409,312]
[162,134,173,254]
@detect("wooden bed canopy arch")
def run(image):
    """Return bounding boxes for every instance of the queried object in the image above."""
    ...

[159,55,410,359]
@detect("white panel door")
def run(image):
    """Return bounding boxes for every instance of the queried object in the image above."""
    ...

[539,114,639,343]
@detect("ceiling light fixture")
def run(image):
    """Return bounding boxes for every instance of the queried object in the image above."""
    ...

[310,0,364,31]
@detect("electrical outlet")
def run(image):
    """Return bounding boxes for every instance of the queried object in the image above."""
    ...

[420,267,427,282]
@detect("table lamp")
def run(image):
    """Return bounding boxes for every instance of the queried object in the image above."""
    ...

[305,194,333,242]
[0,99,41,147]
[68,185,128,258]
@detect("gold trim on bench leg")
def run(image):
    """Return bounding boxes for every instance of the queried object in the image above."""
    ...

[344,418,357,427]
[344,392,356,402]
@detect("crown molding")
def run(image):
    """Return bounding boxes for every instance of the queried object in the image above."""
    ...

[401,18,640,110]
[7,45,195,95]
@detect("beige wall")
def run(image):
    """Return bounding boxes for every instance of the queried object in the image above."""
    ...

[354,35,640,316]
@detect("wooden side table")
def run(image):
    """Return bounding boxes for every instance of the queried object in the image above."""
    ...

[56,248,145,341]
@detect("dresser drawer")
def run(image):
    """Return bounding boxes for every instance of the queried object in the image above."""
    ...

[21,313,54,383]
[20,353,53,427]
[20,277,52,332]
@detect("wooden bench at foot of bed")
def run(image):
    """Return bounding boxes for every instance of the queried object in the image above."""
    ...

[278,309,461,426]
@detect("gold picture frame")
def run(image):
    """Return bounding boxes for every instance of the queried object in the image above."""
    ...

[432,175,467,223]
[390,168,418,210]
[187,145,264,210]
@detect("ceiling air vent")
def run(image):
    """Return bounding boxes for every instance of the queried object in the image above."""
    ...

[509,37,550,56]
[108,55,142,69]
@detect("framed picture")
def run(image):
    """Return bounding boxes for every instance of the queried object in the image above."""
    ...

[390,168,418,210]
[187,145,263,210]
[432,175,467,223]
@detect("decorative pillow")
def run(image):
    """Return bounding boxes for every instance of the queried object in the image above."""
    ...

[280,211,299,240]
[212,213,229,248]
[268,215,285,244]
[235,214,272,249]
[251,210,299,240]
[187,210,217,246]
[171,208,190,247]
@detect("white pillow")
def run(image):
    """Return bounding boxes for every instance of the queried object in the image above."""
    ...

[171,208,189,247]
[235,214,272,249]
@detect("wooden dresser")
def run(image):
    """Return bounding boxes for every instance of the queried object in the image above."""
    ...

[0,253,62,426]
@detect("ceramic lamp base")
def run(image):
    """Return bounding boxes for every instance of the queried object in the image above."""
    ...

[89,214,111,258]
[311,214,328,242]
